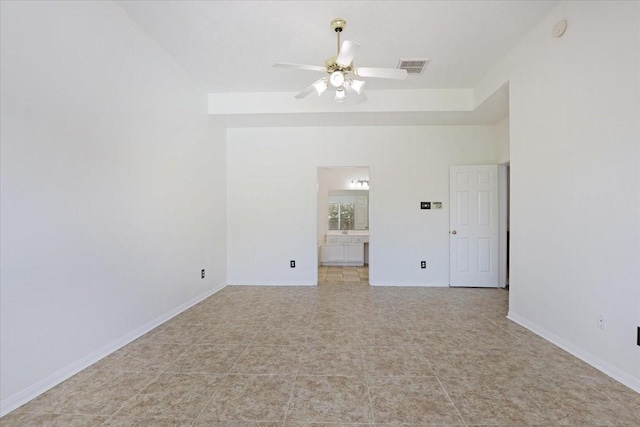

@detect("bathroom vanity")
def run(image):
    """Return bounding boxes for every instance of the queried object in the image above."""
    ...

[320,232,368,266]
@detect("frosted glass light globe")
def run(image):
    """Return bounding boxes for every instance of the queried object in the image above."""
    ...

[329,71,345,88]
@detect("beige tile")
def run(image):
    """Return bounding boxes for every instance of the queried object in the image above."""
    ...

[231,346,302,374]
[116,373,224,419]
[367,376,463,424]
[252,326,308,346]
[11,369,100,413]
[404,327,463,350]
[166,344,247,374]
[265,312,313,327]
[449,390,547,425]
[298,345,365,377]
[195,422,281,427]
[216,310,271,326]
[285,423,373,427]
[362,346,433,377]
[285,375,373,423]
[341,272,360,278]
[319,279,344,286]
[358,327,414,346]
[37,371,156,415]
[92,341,189,372]
[138,322,209,345]
[199,325,259,345]
[532,388,640,426]
[6,279,640,426]
[423,347,540,379]
[199,374,295,421]
[0,413,108,426]
[312,310,357,321]
[601,384,640,420]
[438,371,532,397]
[103,416,194,426]
[353,312,397,327]
[305,328,362,347]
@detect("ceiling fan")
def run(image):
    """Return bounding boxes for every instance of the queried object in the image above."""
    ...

[273,18,408,103]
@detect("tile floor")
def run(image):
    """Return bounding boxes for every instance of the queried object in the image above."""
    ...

[3,277,640,426]
[318,265,369,286]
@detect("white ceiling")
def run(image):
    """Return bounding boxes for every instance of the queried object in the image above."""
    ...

[119,1,557,94]
[120,0,556,92]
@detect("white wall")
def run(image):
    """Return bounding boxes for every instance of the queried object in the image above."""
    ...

[494,117,510,164]
[491,1,640,389]
[0,1,227,411]
[227,126,496,286]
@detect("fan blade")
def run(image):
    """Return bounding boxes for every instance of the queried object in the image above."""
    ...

[294,78,327,99]
[356,67,408,80]
[344,81,368,104]
[336,40,360,67]
[273,62,326,72]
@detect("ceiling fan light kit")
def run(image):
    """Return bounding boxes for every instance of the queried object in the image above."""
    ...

[329,71,345,87]
[313,78,328,95]
[349,79,365,94]
[274,18,408,103]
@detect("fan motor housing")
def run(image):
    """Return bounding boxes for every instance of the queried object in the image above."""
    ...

[324,57,352,73]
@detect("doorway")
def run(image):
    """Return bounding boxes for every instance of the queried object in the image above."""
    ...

[317,167,370,285]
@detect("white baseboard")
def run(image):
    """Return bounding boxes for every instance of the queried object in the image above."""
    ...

[507,311,640,394]
[0,283,227,417]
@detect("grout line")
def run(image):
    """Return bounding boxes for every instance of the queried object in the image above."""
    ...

[101,341,194,424]
[434,375,468,427]
[413,342,468,427]
[190,341,252,425]
[360,346,377,424]
[281,303,315,426]
[403,327,466,425]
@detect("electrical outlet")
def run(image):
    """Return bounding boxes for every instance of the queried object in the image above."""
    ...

[201,269,205,279]
[290,260,296,268]
[421,261,426,269]
[420,202,431,210]
[597,313,606,330]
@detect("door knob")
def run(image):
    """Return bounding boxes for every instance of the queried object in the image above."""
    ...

[451,230,457,235]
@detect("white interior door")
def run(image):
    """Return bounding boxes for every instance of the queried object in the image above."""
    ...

[450,165,499,287]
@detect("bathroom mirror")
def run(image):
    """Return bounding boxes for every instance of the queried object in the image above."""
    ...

[328,190,368,230]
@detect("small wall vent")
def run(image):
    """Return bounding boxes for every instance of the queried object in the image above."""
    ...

[397,59,430,74]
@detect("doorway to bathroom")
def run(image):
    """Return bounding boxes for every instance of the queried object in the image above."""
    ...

[317,167,370,286]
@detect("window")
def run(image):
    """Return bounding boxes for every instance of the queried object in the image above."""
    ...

[328,201,355,230]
